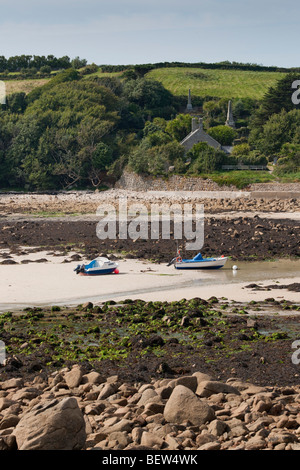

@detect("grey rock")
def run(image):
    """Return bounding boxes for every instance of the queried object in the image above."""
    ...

[196,380,240,397]
[164,385,215,426]
[101,418,133,435]
[13,397,86,450]
[141,431,164,449]
[64,365,84,389]
[207,419,227,436]
[168,376,198,393]
[1,378,24,390]
[98,383,118,400]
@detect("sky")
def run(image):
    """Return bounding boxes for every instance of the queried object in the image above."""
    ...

[0,0,299,68]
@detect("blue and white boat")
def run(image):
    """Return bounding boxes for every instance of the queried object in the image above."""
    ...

[168,251,227,270]
[74,257,119,276]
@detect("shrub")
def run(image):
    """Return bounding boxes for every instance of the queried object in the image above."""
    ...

[187,142,227,173]
[207,125,237,146]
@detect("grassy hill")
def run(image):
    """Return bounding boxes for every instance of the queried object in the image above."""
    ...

[4,66,285,102]
[146,67,285,100]
[84,65,285,100]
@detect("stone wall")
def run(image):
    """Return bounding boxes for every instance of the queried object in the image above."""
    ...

[115,171,300,198]
[115,171,239,192]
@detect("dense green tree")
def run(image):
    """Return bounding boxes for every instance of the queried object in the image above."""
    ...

[0,54,73,72]
[187,142,227,174]
[89,76,123,96]
[6,92,27,114]
[165,114,191,142]
[4,79,121,189]
[251,109,300,156]
[26,68,80,105]
[0,112,17,186]
[128,125,185,176]
[40,65,52,74]
[207,125,237,146]
[71,56,88,69]
[122,78,176,119]
[274,143,300,175]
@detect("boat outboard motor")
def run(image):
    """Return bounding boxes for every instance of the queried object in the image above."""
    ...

[74,264,85,274]
[166,257,176,267]
[74,264,81,274]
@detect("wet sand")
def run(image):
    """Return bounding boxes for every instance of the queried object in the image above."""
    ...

[0,252,299,311]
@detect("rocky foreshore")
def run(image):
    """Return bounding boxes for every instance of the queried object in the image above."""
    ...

[1,189,300,216]
[1,366,300,451]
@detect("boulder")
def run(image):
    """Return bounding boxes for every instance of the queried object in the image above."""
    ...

[1,378,24,390]
[0,414,20,430]
[192,371,213,383]
[141,431,164,449]
[137,388,158,406]
[207,419,227,436]
[164,385,215,426]
[83,371,104,385]
[196,380,240,397]
[0,397,16,412]
[64,365,84,389]
[13,387,41,401]
[98,382,118,400]
[168,376,198,392]
[13,397,86,450]
[245,436,267,450]
[101,418,133,435]
[108,431,132,449]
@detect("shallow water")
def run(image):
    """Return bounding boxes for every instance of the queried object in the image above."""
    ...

[86,259,300,302]
[191,258,300,286]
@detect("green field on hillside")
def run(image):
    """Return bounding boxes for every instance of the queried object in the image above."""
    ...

[146,67,285,100]
[4,66,285,101]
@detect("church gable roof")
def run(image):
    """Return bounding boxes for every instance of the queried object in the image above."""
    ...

[180,118,221,152]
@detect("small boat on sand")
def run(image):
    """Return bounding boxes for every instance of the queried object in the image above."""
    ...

[168,251,228,270]
[74,257,119,276]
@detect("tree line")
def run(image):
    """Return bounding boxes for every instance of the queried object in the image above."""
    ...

[0,55,88,74]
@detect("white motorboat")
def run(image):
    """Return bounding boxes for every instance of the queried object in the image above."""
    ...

[74,257,119,275]
[168,251,228,270]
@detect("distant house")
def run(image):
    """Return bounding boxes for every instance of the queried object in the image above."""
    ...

[181,92,235,155]
[181,117,221,151]
[180,117,232,155]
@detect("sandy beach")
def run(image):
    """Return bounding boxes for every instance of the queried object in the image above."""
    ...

[0,250,299,310]
[0,190,300,309]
